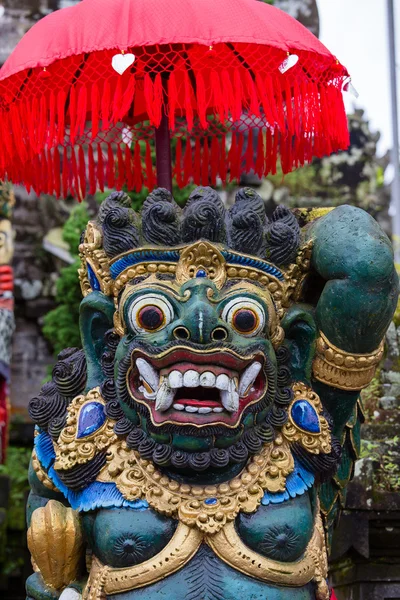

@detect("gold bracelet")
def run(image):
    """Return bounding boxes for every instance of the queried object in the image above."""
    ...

[312,331,384,391]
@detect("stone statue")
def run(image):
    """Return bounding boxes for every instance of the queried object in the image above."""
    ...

[26,187,399,600]
[0,182,15,464]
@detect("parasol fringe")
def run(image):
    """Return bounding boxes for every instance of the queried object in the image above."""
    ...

[48,90,56,148]
[88,145,96,195]
[107,143,115,189]
[78,146,86,199]
[245,128,254,173]
[112,78,123,124]
[62,147,68,197]
[119,74,136,121]
[102,80,111,131]
[210,136,219,186]
[255,130,265,177]
[47,148,54,195]
[195,71,208,129]
[210,71,225,122]
[69,86,77,146]
[97,144,105,192]
[219,134,227,185]
[193,137,201,184]
[57,90,66,145]
[183,139,192,186]
[183,70,194,132]
[91,82,100,139]
[233,69,244,122]
[168,71,178,131]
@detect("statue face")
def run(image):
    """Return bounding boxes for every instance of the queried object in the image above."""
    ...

[116,277,277,433]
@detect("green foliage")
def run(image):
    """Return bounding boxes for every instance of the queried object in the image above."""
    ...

[360,436,400,492]
[62,203,91,250]
[0,446,31,530]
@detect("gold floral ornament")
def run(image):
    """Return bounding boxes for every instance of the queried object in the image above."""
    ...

[175,241,227,289]
[32,449,58,491]
[313,331,385,391]
[27,500,84,590]
[282,382,331,454]
[97,434,294,534]
[79,221,112,297]
[54,388,116,471]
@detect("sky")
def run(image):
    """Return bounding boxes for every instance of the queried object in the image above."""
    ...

[318,0,400,157]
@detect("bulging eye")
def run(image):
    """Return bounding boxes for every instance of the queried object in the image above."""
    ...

[127,294,174,334]
[222,297,265,337]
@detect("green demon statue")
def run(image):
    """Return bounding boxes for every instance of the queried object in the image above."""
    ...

[26,187,398,600]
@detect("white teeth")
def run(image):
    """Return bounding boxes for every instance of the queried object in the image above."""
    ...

[173,403,185,411]
[213,407,223,413]
[136,358,159,392]
[220,379,239,413]
[216,374,230,390]
[185,406,199,413]
[198,407,212,414]
[169,370,183,389]
[200,371,216,388]
[238,362,262,397]
[155,379,175,412]
[183,370,200,388]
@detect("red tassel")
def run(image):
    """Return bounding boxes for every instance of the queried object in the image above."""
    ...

[10,106,24,160]
[38,95,47,150]
[47,149,54,195]
[77,86,88,138]
[144,73,155,125]
[153,73,163,128]
[88,146,96,195]
[117,145,125,190]
[79,146,86,199]
[119,75,136,120]
[210,70,225,122]
[244,71,260,118]
[219,135,227,185]
[265,75,279,129]
[112,77,123,123]
[245,128,254,173]
[71,148,80,200]
[195,72,208,129]
[183,139,192,186]
[91,83,100,140]
[168,71,178,131]
[210,136,219,186]
[57,90,66,145]
[233,69,243,122]
[28,97,37,151]
[41,150,49,195]
[144,73,163,127]
[284,79,294,135]
[228,133,238,182]
[53,148,61,197]
[271,127,279,175]
[97,144,104,192]
[255,129,265,177]
[107,143,115,189]
[48,90,56,147]
[175,137,183,187]
[256,74,274,128]
[183,70,194,131]
[133,142,143,192]
[69,86,77,146]
[145,140,155,190]
[125,144,133,191]
[201,137,209,185]
[101,80,111,131]
[62,147,68,197]
[194,138,201,184]
[293,79,301,138]
[221,70,234,120]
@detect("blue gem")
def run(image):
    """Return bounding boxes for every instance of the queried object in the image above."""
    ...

[204,498,217,505]
[196,269,207,278]
[87,262,100,291]
[291,400,320,433]
[77,402,106,438]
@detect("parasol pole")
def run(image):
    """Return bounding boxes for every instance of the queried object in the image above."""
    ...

[155,77,173,191]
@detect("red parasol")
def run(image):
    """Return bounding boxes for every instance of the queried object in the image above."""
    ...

[0,0,349,199]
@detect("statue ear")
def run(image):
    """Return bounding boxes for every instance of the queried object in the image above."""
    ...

[281,304,317,383]
[79,292,115,389]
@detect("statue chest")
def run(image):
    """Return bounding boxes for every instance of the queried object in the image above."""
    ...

[82,492,314,569]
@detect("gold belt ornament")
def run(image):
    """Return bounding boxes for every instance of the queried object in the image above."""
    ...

[83,507,329,600]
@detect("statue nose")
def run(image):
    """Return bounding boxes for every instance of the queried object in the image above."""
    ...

[173,303,229,344]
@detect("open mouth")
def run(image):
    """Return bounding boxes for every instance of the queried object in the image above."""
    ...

[127,347,267,427]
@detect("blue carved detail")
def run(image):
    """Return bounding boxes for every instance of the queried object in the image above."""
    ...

[261,459,315,506]
[196,269,207,278]
[77,402,106,438]
[222,252,285,281]
[204,497,217,505]
[110,250,181,279]
[291,400,320,433]
[87,262,101,291]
